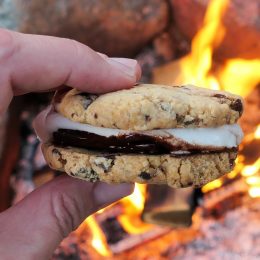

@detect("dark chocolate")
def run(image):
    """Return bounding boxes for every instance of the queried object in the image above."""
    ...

[52,129,237,155]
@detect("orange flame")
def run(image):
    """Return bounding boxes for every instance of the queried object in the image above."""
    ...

[85,215,111,256]
[153,0,228,90]
[84,183,150,255]
[244,157,260,198]
[153,0,260,98]
[179,0,228,89]
[117,183,152,234]
[241,158,260,177]
[217,59,260,96]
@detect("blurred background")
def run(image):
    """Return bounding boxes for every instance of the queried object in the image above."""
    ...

[0,0,259,259]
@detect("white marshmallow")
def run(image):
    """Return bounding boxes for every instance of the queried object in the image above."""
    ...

[42,111,243,148]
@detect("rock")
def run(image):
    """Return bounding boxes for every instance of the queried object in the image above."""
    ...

[0,0,18,29]
[170,0,260,59]
[136,32,176,83]
[13,0,169,57]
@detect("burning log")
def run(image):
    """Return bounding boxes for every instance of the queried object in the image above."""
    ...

[142,186,198,227]
[93,201,171,254]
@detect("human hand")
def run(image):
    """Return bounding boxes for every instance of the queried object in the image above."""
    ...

[0,28,140,259]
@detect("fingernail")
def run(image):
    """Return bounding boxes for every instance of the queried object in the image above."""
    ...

[33,105,53,142]
[107,58,138,80]
[94,183,134,207]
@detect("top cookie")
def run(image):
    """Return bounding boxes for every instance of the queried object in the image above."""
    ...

[54,84,243,130]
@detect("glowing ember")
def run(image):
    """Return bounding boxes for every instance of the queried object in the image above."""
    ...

[241,159,260,177]
[202,179,223,193]
[246,176,260,186]
[248,187,260,198]
[255,125,260,139]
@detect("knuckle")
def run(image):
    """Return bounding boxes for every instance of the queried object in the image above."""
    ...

[50,189,84,238]
[0,29,16,63]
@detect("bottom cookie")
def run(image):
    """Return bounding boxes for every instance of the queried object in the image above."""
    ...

[42,143,237,188]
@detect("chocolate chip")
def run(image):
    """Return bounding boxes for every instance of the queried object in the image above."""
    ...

[176,114,185,123]
[230,99,243,114]
[213,94,226,98]
[139,172,152,180]
[145,115,151,122]
[94,113,98,119]
[76,167,99,181]
[184,118,200,125]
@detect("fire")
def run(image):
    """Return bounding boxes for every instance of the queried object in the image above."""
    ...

[243,158,260,198]
[202,178,223,193]
[241,158,260,177]
[153,0,228,90]
[217,59,260,96]
[179,0,228,90]
[118,183,152,234]
[85,215,111,256]
[255,125,260,139]
[248,187,260,198]
[84,183,150,255]
[153,0,260,98]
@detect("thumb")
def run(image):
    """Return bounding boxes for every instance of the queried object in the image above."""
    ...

[0,175,133,259]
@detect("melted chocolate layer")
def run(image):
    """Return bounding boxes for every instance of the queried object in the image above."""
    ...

[53,129,237,155]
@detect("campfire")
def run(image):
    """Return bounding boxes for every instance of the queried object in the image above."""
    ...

[0,0,259,259]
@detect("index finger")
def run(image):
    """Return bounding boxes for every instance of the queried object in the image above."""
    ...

[0,29,141,96]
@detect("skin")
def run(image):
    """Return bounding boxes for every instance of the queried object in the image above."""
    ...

[0,28,141,260]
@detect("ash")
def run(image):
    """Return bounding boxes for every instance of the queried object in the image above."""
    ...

[166,199,260,260]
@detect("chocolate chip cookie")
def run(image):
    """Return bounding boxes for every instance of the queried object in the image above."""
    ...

[55,84,243,130]
[43,143,237,188]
